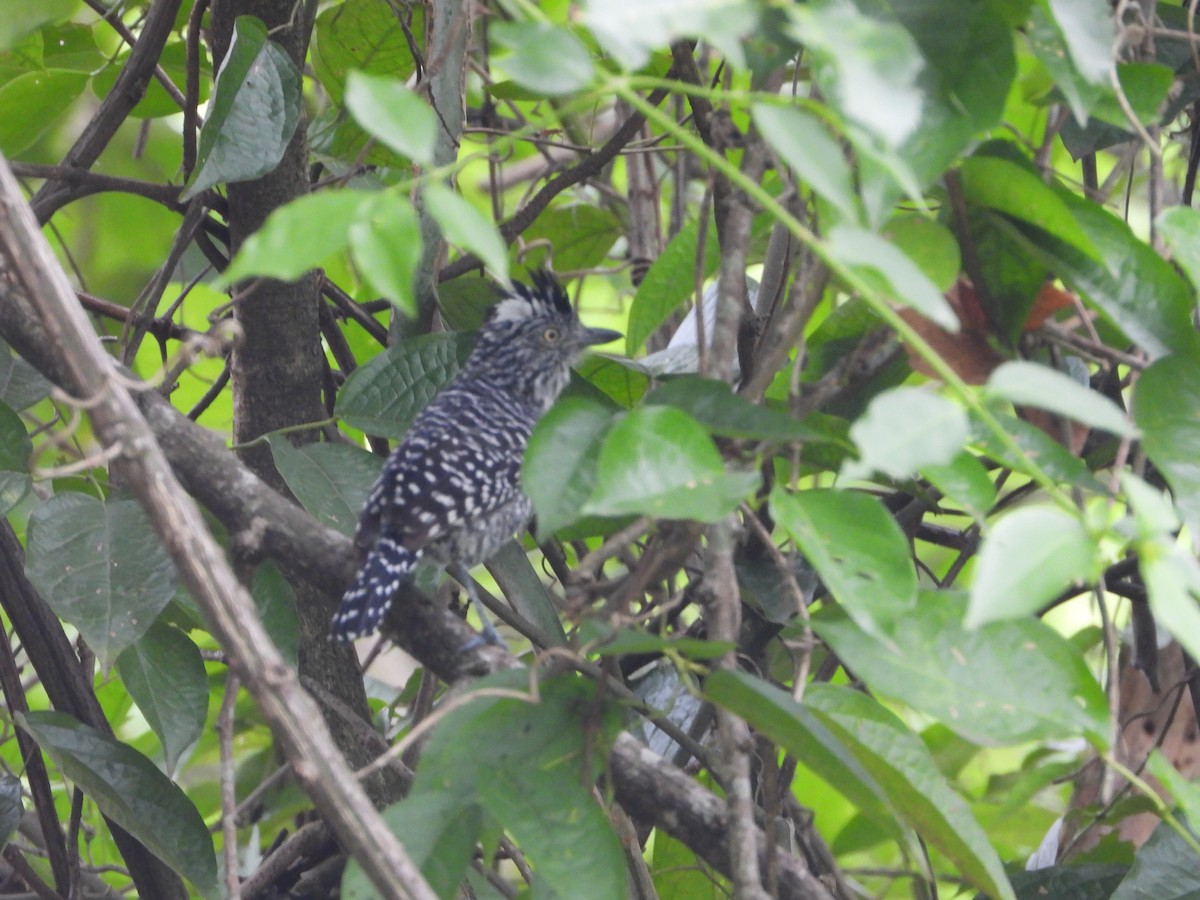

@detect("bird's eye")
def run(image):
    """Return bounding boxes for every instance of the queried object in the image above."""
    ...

[542,327,561,343]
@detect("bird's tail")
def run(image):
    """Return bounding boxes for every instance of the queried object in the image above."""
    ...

[330,533,418,641]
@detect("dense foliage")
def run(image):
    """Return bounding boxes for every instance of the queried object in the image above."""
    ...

[1,0,1200,897]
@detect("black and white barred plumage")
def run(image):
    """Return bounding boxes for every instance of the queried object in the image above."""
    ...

[331,273,620,642]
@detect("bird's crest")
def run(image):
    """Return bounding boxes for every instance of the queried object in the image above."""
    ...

[488,272,573,324]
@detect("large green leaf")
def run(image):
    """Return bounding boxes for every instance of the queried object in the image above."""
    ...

[311,0,424,104]
[491,21,594,96]
[812,595,1109,744]
[524,396,616,538]
[1135,351,1200,538]
[1110,822,1200,899]
[986,361,1137,438]
[219,189,374,285]
[0,69,87,154]
[344,70,435,164]
[335,333,474,438]
[269,439,380,537]
[967,506,1101,627]
[1043,0,1115,85]
[115,622,207,775]
[411,672,625,900]
[843,386,969,480]
[349,191,423,314]
[0,341,51,410]
[183,16,302,199]
[996,865,1127,900]
[583,406,759,521]
[519,205,621,273]
[0,0,80,50]
[423,184,509,280]
[19,711,218,899]
[771,486,917,634]
[582,0,760,70]
[753,103,861,224]
[25,494,177,669]
[252,562,300,668]
[625,217,720,354]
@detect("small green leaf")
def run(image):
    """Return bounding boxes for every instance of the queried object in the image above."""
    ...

[771,486,917,635]
[921,452,996,521]
[524,396,616,538]
[812,594,1109,744]
[336,333,474,439]
[349,192,423,313]
[986,361,1136,438]
[626,218,719,354]
[269,439,380,537]
[344,70,436,164]
[490,22,594,95]
[19,711,219,899]
[1135,352,1200,538]
[0,69,88,155]
[252,563,299,668]
[583,407,759,522]
[183,16,302,199]
[827,226,959,331]
[966,506,1100,627]
[220,190,373,285]
[753,104,861,224]
[423,184,509,279]
[25,494,177,669]
[115,622,207,775]
[843,386,969,481]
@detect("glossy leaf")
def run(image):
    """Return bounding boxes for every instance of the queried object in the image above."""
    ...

[1110,822,1200,899]
[25,494,177,669]
[844,386,969,480]
[626,217,720,354]
[335,333,474,438]
[115,622,207,775]
[583,407,759,521]
[0,69,88,154]
[269,439,379,537]
[220,189,373,285]
[966,506,1100,627]
[986,361,1137,438]
[812,595,1109,744]
[753,104,861,224]
[19,711,219,899]
[183,16,302,199]
[423,183,509,279]
[349,191,423,314]
[1134,352,1200,537]
[491,22,594,95]
[524,396,616,537]
[771,486,917,634]
[1044,0,1116,84]
[0,0,79,50]
[519,205,620,273]
[344,70,435,164]
[882,214,961,292]
[311,0,424,103]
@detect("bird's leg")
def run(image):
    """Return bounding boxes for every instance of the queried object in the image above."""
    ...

[451,563,506,649]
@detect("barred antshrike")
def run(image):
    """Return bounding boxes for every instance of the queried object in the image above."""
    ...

[331,273,620,643]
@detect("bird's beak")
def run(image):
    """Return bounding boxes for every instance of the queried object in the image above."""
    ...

[583,327,622,347]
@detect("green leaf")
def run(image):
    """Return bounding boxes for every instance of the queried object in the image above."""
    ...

[827,226,959,331]
[1157,206,1200,297]
[1139,536,1200,672]
[583,407,759,521]
[645,377,837,443]
[25,494,177,669]
[342,795,484,899]
[843,386,969,481]
[970,412,1099,489]
[786,0,925,148]
[1110,822,1200,899]
[219,189,373,286]
[519,205,621,273]
[423,183,509,279]
[0,775,20,851]
[92,42,208,119]
[115,622,207,775]
[0,0,79,50]
[183,16,302,199]
[771,486,917,635]
[349,191,423,314]
[344,70,436,164]
[0,400,31,515]
[336,333,474,438]
[1001,865,1127,900]
[960,156,1098,261]
[922,452,996,521]
[1043,0,1115,84]
[591,628,734,660]
[524,396,616,538]
[487,541,567,645]
[582,0,760,71]
[626,217,719,354]
[753,104,861,224]
[1147,751,1200,832]
[966,506,1100,627]
[490,22,594,96]
[269,439,380,537]
[881,214,961,292]
[18,711,218,899]
[805,684,1016,900]
[0,341,51,410]
[413,673,625,900]
[252,563,299,668]
[1134,352,1200,538]
[312,0,424,104]
[0,69,87,155]
[986,361,1137,438]
[811,594,1109,744]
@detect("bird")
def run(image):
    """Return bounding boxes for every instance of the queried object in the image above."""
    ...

[331,272,621,644]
